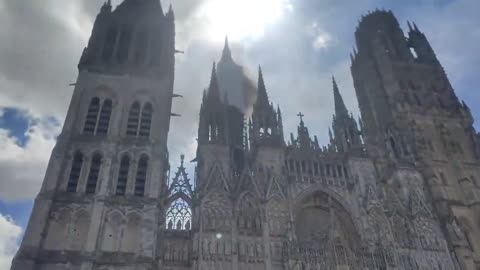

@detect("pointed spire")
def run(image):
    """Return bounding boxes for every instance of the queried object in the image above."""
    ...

[257,66,269,106]
[207,62,221,102]
[407,21,413,31]
[221,36,233,61]
[413,22,419,31]
[332,76,349,118]
[101,0,112,12]
[167,3,174,19]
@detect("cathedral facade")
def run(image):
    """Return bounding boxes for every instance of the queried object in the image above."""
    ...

[11,1,480,270]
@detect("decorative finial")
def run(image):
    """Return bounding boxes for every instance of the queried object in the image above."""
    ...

[180,154,185,167]
[407,21,413,31]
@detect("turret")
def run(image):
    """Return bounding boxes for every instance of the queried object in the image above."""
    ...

[249,67,285,148]
[198,63,228,145]
[330,77,363,153]
[407,21,439,64]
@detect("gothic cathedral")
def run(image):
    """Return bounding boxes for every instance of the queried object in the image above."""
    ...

[11,1,480,270]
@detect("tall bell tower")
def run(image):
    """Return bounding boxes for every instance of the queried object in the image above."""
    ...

[351,10,480,269]
[11,1,176,269]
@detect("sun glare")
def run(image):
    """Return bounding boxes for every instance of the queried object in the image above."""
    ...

[197,0,292,42]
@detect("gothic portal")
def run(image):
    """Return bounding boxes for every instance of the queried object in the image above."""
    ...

[11,1,480,270]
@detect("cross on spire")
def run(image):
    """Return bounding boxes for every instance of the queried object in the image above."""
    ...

[297,112,305,123]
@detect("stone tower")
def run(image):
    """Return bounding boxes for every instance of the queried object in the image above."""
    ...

[11,1,176,269]
[351,10,480,269]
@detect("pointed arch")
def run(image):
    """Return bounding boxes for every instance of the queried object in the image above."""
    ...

[67,151,84,192]
[96,98,113,135]
[86,153,102,194]
[69,209,90,250]
[83,97,101,134]
[166,198,192,231]
[126,101,141,136]
[101,211,124,252]
[116,154,130,195]
[139,102,153,138]
[134,155,149,196]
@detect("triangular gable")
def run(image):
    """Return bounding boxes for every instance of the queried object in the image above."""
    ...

[266,176,287,201]
[204,161,230,193]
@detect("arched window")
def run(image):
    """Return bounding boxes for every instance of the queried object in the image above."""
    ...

[96,99,113,135]
[116,155,130,196]
[139,103,152,138]
[83,97,101,134]
[102,26,117,62]
[117,27,132,64]
[134,155,148,197]
[126,102,141,136]
[67,152,84,192]
[86,153,102,194]
[166,198,192,230]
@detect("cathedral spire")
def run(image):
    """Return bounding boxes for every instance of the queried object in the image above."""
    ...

[207,62,221,102]
[256,66,269,107]
[221,36,233,61]
[333,76,349,118]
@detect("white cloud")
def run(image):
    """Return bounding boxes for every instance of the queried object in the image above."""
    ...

[0,214,22,270]
[0,113,59,201]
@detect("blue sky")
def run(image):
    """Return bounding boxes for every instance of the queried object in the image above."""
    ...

[0,0,479,268]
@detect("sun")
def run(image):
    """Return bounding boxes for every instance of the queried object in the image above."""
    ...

[197,0,292,42]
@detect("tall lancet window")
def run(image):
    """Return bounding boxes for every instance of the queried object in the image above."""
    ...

[166,155,193,231]
[67,151,84,192]
[86,153,102,194]
[83,97,113,135]
[126,102,141,136]
[116,155,130,196]
[83,97,101,134]
[134,155,149,197]
[126,102,153,139]
[139,103,153,138]
[96,99,113,135]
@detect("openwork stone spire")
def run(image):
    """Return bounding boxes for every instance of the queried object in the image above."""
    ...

[166,155,193,231]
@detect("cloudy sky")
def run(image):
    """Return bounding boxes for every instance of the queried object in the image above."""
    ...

[0,0,479,268]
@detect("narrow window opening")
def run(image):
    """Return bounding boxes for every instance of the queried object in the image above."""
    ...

[86,153,102,194]
[96,99,113,135]
[134,155,148,197]
[410,47,418,59]
[116,155,130,195]
[127,102,141,136]
[83,97,101,134]
[67,152,84,192]
[139,103,152,138]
